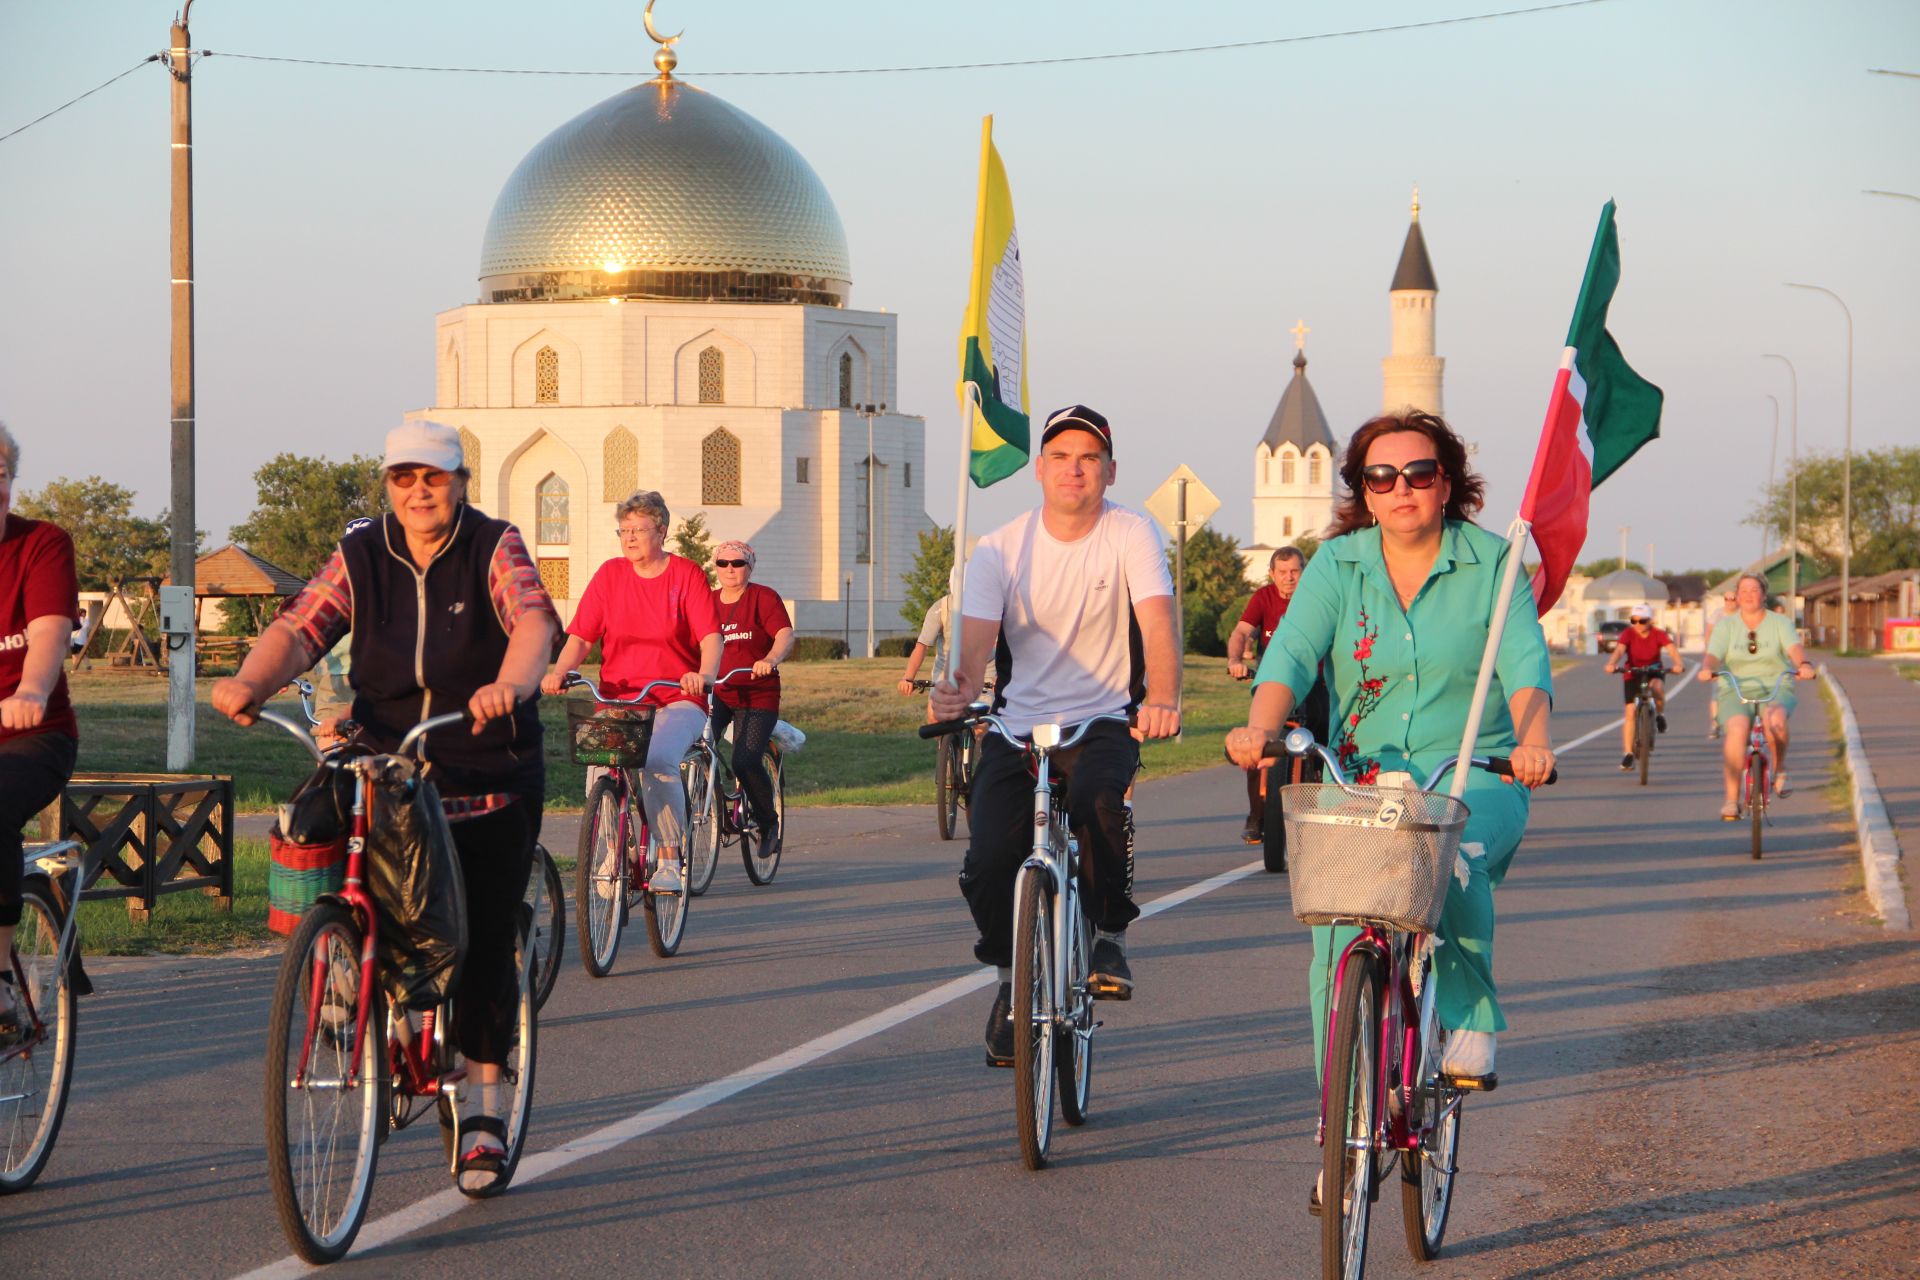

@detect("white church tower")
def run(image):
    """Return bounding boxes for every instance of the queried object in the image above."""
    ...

[1245,321,1337,580]
[1381,187,1444,415]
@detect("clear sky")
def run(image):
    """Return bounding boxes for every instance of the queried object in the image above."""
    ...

[2,0,1914,577]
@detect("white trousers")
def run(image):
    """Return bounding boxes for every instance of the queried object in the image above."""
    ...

[587,700,707,854]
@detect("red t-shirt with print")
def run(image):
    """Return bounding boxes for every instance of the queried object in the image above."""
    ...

[1615,626,1674,671]
[1,514,80,742]
[567,555,720,707]
[1239,583,1292,650]
[712,582,792,711]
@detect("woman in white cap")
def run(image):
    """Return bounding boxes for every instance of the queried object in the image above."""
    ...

[212,421,560,1194]
[1602,603,1683,769]
[709,539,794,854]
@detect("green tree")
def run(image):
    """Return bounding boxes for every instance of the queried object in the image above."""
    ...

[1750,446,1920,577]
[1575,557,1647,577]
[16,476,170,589]
[228,452,385,580]
[1291,533,1321,564]
[672,511,715,585]
[1167,523,1245,655]
[900,523,955,629]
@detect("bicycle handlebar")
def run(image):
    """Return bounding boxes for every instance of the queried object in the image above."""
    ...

[1711,669,1794,706]
[919,711,1131,754]
[561,671,684,704]
[1250,727,1557,790]
[251,704,473,766]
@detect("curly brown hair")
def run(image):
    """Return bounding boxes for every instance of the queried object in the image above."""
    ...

[1326,411,1485,538]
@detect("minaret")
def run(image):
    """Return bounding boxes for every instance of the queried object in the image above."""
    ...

[1381,186,1443,415]
[1250,320,1337,562]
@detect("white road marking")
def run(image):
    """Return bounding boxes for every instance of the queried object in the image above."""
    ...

[1557,666,1700,753]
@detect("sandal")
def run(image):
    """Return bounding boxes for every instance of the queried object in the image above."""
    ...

[455,1115,510,1198]
[1719,801,1739,822]
[1774,774,1792,798]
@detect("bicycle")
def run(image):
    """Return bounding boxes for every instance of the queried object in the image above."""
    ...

[288,678,565,1011]
[251,705,539,1264]
[1621,663,1666,787]
[1714,671,1792,860]
[911,678,991,842]
[682,668,786,892]
[1266,727,1554,1279]
[1230,673,1322,875]
[0,837,92,1193]
[560,674,689,970]
[920,709,1126,1171]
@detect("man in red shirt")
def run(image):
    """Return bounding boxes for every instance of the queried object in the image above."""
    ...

[1603,603,1684,769]
[1227,547,1304,844]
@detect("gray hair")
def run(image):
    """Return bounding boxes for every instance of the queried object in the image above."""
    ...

[1736,573,1770,599]
[616,489,670,531]
[0,421,17,476]
[1270,546,1305,570]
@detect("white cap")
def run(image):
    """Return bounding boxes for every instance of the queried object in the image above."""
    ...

[384,421,463,472]
[1629,603,1654,620]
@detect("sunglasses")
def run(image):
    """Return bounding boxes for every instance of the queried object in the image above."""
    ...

[1631,619,1651,627]
[714,559,750,569]
[388,469,452,489]
[1747,629,1759,655]
[1360,458,1443,494]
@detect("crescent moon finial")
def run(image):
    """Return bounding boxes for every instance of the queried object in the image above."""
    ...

[644,0,682,47]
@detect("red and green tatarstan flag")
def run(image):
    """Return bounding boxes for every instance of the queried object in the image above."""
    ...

[956,116,1030,488]
[1518,200,1665,614]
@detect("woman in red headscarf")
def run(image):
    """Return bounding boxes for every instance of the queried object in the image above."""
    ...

[709,540,794,853]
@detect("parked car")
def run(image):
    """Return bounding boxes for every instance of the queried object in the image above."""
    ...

[1597,620,1630,653]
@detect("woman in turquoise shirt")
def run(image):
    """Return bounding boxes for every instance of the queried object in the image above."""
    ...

[1701,572,1815,816]
[1226,412,1556,1113]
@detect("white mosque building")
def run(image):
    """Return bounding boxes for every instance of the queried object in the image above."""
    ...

[405,35,931,635]
[1240,192,1443,581]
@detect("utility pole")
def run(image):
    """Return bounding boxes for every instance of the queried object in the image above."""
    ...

[1174,478,1189,646]
[165,2,198,769]
[1762,353,1799,619]
[859,404,886,658]
[843,573,852,658]
[1786,284,1853,651]
[1619,526,1629,574]
[1763,393,1779,560]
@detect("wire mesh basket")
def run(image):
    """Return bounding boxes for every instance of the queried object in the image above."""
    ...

[1279,782,1469,933]
[566,698,657,768]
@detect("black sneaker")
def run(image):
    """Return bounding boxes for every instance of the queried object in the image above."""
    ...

[1655,713,1668,734]
[984,982,1014,1067]
[1620,753,1634,771]
[1240,821,1262,845]
[1089,937,1133,1001]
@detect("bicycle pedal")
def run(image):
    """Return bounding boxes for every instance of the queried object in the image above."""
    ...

[1442,1072,1497,1092]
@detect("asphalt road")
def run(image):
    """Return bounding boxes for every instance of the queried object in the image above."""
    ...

[9,660,1916,1278]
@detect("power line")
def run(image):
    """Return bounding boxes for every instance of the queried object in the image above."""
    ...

[0,55,162,145]
[200,1,1612,79]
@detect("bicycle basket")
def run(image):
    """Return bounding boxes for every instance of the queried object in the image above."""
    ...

[566,698,658,767]
[1279,782,1469,933]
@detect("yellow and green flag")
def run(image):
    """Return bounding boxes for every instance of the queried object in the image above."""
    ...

[957,116,1029,487]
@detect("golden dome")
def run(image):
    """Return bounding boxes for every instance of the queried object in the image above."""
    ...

[478,78,851,306]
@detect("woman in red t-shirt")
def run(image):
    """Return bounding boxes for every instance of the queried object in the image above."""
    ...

[543,491,719,894]
[0,425,81,1044]
[709,540,795,853]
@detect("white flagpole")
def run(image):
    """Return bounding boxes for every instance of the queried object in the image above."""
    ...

[946,383,980,682]
[1449,515,1532,798]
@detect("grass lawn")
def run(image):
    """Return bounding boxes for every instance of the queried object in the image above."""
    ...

[71,837,275,955]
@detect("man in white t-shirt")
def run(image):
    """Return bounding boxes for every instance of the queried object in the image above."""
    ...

[931,404,1181,1067]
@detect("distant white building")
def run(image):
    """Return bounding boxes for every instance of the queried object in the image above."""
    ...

[1242,327,1336,582]
[1381,188,1443,416]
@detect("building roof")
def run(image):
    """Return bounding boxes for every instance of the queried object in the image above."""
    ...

[1584,568,1670,602]
[1261,350,1336,454]
[168,545,307,598]
[1390,217,1437,293]
[478,76,851,306]
[1798,569,1920,601]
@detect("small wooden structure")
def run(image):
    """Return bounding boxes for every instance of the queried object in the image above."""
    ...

[71,545,305,672]
[39,775,235,921]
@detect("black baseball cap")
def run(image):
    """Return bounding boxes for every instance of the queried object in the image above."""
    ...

[1039,404,1113,456]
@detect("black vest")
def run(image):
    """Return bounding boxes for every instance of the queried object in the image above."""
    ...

[340,508,544,799]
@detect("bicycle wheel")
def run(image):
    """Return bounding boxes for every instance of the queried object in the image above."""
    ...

[743,752,785,886]
[0,879,75,1194]
[1011,869,1057,1170]
[1401,961,1462,1260]
[523,843,563,1010]
[1636,705,1652,787]
[1749,752,1767,860]
[643,837,689,958]
[264,902,384,1265]
[576,777,626,978]
[683,753,721,897]
[935,735,959,841]
[1055,891,1094,1127]
[1322,951,1380,1280]
[1263,762,1290,874]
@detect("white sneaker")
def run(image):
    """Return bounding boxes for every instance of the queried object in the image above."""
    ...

[1440,1029,1497,1081]
[650,861,683,895]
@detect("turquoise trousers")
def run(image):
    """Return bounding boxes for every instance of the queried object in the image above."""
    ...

[1308,777,1530,1079]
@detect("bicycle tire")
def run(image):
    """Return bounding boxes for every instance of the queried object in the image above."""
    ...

[743,753,785,885]
[264,902,384,1265]
[936,735,958,842]
[1263,761,1290,874]
[1636,704,1652,787]
[577,778,626,978]
[643,835,689,958]
[1400,963,1462,1260]
[1749,753,1767,860]
[683,754,721,896]
[1011,869,1057,1170]
[1055,891,1094,1127]
[0,879,76,1194]
[1322,951,1380,1280]
[524,844,564,1010]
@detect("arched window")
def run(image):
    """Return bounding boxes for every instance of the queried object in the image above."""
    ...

[838,351,854,409]
[445,350,461,407]
[534,346,559,404]
[1260,453,1269,486]
[1284,516,1294,537]
[458,428,482,504]
[1309,455,1323,485]
[603,426,638,500]
[702,428,741,505]
[536,473,569,544]
[698,346,725,404]
[1280,454,1296,486]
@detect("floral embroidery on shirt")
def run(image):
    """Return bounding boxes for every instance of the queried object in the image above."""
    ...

[1337,607,1385,786]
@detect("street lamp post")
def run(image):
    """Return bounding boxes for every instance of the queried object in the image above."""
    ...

[1785,283,1853,651]
[1763,393,1779,560]
[857,404,887,658]
[1761,353,1799,618]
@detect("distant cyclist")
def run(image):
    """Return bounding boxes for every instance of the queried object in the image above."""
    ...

[930,405,1181,1067]
[1602,603,1683,770]
[1701,573,1815,817]
[1225,546,1329,845]
[897,571,957,715]
[708,539,793,855]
